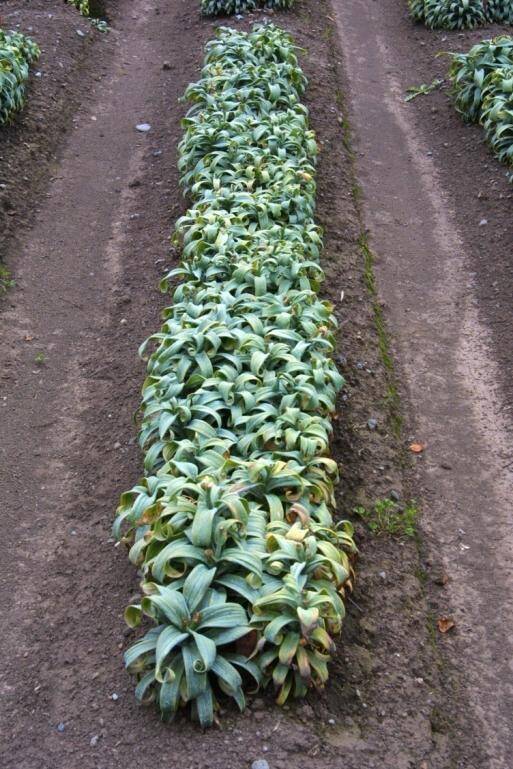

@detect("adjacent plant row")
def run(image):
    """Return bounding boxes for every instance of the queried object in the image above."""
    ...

[0,29,40,126]
[114,22,356,726]
[408,0,513,29]
[201,0,296,16]
[448,35,513,174]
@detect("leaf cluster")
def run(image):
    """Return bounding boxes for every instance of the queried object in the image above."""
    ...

[408,0,513,28]
[0,29,40,126]
[201,0,296,17]
[67,0,91,16]
[448,36,513,171]
[115,23,356,726]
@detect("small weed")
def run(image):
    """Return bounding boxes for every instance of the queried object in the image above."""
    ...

[334,90,354,158]
[0,264,15,295]
[415,566,429,585]
[34,352,46,365]
[90,18,109,32]
[404,78,444,102]
[351,180,362,205]
[354,498,419,538]
[358,233,403,436]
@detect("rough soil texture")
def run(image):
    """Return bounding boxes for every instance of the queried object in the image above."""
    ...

[332,0,513,767]
[0,0,101,267]
[0,0,510,768]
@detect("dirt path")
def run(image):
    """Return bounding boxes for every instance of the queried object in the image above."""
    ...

[332,1,513,767]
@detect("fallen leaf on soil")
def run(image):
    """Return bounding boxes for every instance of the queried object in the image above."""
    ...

[437,616,455,634]
[434,572,449,586]
[409,442,426,453]
[24,335,34,342]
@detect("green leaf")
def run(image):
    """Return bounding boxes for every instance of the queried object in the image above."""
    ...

[124,604,142,628]
[205,625,253,646]
[262,613,293,642]
[211,654,243,692]
[155,627,189,682]
[214,573,260,603]
[195,685,215,728]
[144,588,190,627]
[159,657,185,716]
[278,631,300,665]
[182,642,208,701]
[124,632,159,669]
[191,631,217,671]
[135,671,155,702]
[198,602,248,629]
[183,564,217,611]
[225,653,262,687]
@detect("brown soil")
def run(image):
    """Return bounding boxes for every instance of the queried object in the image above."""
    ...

[333,1,513,768]
[0,0,509,767]
[0,0,103,268]
[379,5,513,413]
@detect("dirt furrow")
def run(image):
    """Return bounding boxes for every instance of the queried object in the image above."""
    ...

[332,1,513,767]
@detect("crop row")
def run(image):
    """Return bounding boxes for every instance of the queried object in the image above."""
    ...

[0,29,39,126]
[448,35,513,174]
[202,0,296,16]
[114,22,356,726]
[408,0,513,29]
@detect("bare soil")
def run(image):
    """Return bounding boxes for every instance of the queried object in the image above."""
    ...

[0,0,511,768]
[332,1,513,767]
[0,0,102,266]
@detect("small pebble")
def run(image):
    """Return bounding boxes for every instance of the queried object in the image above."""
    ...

[111,693,119,701]
[389,489,401,502]
[57,722,65,732]
[251,761,269,769]
[479,218,488,227]
[367,418,378,430]
[136,123,151,132]
[90,734,100,747]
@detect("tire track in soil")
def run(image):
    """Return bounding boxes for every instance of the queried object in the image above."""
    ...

[331,0,513,767]
[1,1,457,768]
